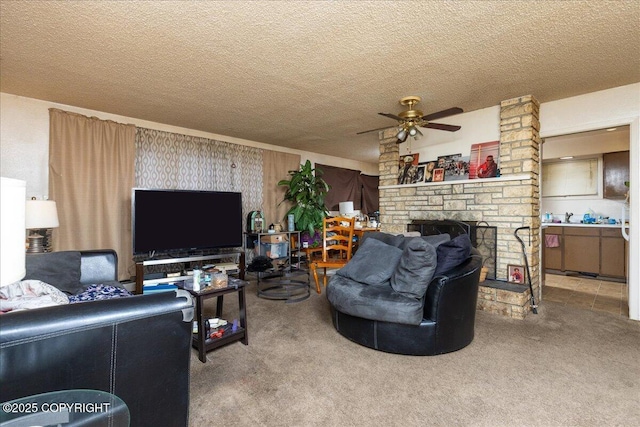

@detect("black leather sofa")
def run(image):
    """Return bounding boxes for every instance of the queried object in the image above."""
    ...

[326,232,482,356]
[0,250,195,426]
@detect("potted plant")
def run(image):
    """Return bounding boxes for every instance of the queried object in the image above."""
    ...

[278,160,330,247]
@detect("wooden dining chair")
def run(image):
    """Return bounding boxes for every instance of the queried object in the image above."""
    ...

[310,216,355,294]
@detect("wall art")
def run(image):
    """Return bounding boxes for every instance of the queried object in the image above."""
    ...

[398,153,420,184]
[469,141,500,179]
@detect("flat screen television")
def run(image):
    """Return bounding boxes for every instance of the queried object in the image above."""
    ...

[132,188,243,255]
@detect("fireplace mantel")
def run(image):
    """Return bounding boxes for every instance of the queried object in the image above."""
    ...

[379,173,532,190]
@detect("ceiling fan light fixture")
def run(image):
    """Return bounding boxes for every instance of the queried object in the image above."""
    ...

[408,126,418,136]
[397,129,407,140]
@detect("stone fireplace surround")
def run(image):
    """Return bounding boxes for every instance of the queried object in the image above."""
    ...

[377,95,541,319]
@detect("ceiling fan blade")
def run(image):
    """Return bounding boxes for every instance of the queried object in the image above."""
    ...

[379,112,404,121]
[424,122,461,132]
[356,125,395,135]
[423,107,463,122]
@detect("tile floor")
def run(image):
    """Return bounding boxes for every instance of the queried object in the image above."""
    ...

[543,273,629,317]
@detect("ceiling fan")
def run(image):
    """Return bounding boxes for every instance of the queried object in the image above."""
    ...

[357,96,463,143]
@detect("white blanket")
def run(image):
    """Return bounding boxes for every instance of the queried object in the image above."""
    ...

[0,280,69,312]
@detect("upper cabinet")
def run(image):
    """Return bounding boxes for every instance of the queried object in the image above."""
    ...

[603,151,629,200]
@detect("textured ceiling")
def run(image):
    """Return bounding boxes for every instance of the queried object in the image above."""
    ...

[1,1,639,164]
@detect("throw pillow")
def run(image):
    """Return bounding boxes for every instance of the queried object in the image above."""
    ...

[337,237,403,286]
[397,233,451,250]
[391,238,437,298]
[421,233,451,247]
[24,251,83,295]
[359,231,405,248]
[434,234,472,276]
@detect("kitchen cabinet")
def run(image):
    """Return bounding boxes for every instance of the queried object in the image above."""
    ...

[543,226,563,270]
[603,151,629,200]
[563,228,600,275]
[600,228,626,277]
[543,226,626,279]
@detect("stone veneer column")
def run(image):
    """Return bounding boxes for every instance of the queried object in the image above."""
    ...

[499,95,541,305]
[378,128,408,234]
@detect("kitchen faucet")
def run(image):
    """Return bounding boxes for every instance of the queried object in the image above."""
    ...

[565,212,573,223]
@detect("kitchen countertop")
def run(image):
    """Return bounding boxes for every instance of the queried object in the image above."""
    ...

[541,223,625,229]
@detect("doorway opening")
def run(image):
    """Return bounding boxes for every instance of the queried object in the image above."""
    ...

[541,126,630,317]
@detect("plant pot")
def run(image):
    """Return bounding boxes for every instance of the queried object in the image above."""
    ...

[479,266,489,282]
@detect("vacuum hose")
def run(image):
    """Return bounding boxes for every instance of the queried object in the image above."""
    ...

[514,226,538,314]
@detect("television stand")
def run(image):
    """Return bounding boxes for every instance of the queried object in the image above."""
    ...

[134,250,245,295]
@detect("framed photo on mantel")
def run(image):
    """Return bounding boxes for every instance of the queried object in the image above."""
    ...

[421,160,438,183]
[437,153,469,181]
[398,153,420,185]
[469,141,500,179]
[432,168,445,182]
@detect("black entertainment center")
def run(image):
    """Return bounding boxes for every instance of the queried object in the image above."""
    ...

[131,187,246,292]
[132,188,249,361]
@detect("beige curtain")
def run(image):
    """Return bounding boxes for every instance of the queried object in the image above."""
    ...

[135,127,264,233]
[262,151,300,229]
[49,109,135,280]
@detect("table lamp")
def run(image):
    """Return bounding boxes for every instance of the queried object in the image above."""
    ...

[26,198,59,253]
[339,201,354,216]
[1,177,26,285]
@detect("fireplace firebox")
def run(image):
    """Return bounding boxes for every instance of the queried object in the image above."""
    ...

[408,220,497,281]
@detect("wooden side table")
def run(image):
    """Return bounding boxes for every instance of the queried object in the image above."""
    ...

[179,278,248,363]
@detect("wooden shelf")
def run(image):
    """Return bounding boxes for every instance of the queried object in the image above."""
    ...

[379,174,532,189]
[134,251,245,295]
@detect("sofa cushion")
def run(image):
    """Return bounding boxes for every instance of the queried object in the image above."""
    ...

[24,251,83,295]
[421,233,451,247]
[337,238,403,286]
[397,233,451,250]
[359,231,405,248]
[390,238,437,298]
[326,275,425,325]
[434,234,472,276]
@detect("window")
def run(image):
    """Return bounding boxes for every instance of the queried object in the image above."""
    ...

[542,157,599,197]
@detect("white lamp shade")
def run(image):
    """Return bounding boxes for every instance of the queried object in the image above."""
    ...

[339,201,354,215]
[1,177,26,286]
[26,200,59,229]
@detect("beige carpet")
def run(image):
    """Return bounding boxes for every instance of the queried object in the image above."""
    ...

[189,281,640,427]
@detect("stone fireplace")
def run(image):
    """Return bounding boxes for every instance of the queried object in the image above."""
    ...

[378,95,541,319]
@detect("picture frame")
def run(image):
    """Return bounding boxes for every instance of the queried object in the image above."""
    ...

[398,153,420,184]
[421,160,438,183]
[469,141,500,179]
[437,153,469,181]
[432,168,445,182]
[507,264,525,284]
[415,165,426,183]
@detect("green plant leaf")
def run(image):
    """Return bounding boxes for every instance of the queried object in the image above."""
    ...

[277,160,329,233]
